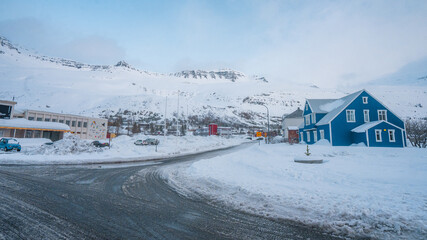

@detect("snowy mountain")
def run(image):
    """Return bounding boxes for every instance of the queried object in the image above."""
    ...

[1,36,426,129]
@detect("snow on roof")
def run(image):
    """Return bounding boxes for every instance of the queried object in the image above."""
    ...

[0,118,70,131]
[316,90,364,126]
[287,126,299,130]
[351,121,383,133]
[319,99,345,112]
[306,99,337,113]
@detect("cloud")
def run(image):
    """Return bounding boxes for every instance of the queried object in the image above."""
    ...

[239,1,427,87]
[59,36,126,65]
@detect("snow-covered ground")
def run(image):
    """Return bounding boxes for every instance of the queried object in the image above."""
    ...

[0,134,248,164]
[163,142,427,239]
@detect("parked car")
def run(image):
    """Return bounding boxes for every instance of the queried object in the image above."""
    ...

[0,138,21,152]
[134,138,160,146]
[91,141,110,148]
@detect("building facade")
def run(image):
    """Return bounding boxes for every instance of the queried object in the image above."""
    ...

[282,107,303,142]
[298,90,406,147]
[15,110,108,140]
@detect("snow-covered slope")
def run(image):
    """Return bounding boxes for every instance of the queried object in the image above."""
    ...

[1,36,426,126]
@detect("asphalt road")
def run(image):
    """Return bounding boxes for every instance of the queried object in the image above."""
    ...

[0,145,344,240]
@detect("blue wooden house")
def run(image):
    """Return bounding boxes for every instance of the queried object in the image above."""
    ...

[298,89,406,147]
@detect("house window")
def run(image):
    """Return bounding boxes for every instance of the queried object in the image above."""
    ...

[346,110,355,122]
[375,129,382,142]
[300,132,304,142]
[362,97,368,104]
[363,110,369,122]
[313,130,317,142]
[59,120,64,123]
[28,117,34,121]
[52,119,57,122]
[72,121,76,127]
[45,118,50,122]
[37,117,42,121]
[389,130,395,142]
[305,115,310,125]
[66,120,70,126]
[319,130,325,139]
[378,110,387,121]
[305,104,308,111]
[311,113,316,124]
[306,132,310,142]
[83,122,88,128]
[78,121,82,127]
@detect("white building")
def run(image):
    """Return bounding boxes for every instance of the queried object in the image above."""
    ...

[282,107,303,140]
[15,109,108,140]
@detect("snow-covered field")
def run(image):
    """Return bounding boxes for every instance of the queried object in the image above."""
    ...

[0,134,248,164]
[163,142,427,239]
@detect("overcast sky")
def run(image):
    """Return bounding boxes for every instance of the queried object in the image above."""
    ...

[1,0,426,87]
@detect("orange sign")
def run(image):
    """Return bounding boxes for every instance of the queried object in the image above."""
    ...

[256,132,262,137]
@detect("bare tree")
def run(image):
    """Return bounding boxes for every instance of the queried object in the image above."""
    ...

[406,119,427,148]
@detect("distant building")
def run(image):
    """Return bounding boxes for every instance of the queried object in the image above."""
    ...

[282,107,303,142]
[299,90,406,147]
[0,99,107,141]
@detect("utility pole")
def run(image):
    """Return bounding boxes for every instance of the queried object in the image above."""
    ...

[164,96,167,137]
[176,90,180,136]
[261,104,270,144]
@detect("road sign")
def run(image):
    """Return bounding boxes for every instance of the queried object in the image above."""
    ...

[256,132,262,137]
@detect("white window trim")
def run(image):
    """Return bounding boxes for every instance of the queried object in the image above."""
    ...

[305,115,310,126]
[319,130,325,139]
[300,132,304,142]
[311,113,316,124]
[346,110,356,122]
[362,97,368,104]
[375,129,382,142]
[306,131,310,142]
[389,129,395,142]
[363,110,370,122]
[313,130,317,142]
[378,110,387,121]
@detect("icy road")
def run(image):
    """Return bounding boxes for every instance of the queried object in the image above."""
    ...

[0,145,341,240]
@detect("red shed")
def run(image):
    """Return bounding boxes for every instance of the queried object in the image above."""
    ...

[209,124,218,136]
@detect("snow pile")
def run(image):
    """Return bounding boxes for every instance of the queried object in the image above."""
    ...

[25,134,103,155]
[163,143,427,239]
[0,134,248,164]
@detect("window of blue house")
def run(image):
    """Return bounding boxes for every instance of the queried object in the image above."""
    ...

[378,110,387,121]
[306,132,310,142]
[363,97,368,104]
[375,129,382,142]
[313,130,317,142]
[311,113,316,124]
[346,110,355,122]
[300,132,303,142]
[389,130,395,142]
[319,130,325,139]
[305,115,310,125]
[363,110,369,122]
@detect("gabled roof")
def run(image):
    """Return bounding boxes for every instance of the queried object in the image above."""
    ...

[316,90,364,125]
[351,120,403,133]
[285,107,303,119]
[306,99,336,113]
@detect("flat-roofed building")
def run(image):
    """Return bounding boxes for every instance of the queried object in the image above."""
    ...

[0,100,17,119]
[15,109,108,140]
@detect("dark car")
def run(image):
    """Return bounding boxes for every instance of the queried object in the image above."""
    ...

[91,141,110,148]
[0,138,21,152]
[134,138,159,146]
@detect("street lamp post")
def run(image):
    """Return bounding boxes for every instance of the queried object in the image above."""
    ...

[261,104,270,144]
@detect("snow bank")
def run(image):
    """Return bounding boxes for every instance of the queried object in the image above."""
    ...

[0,133,248,164]
[162,143,427,239]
